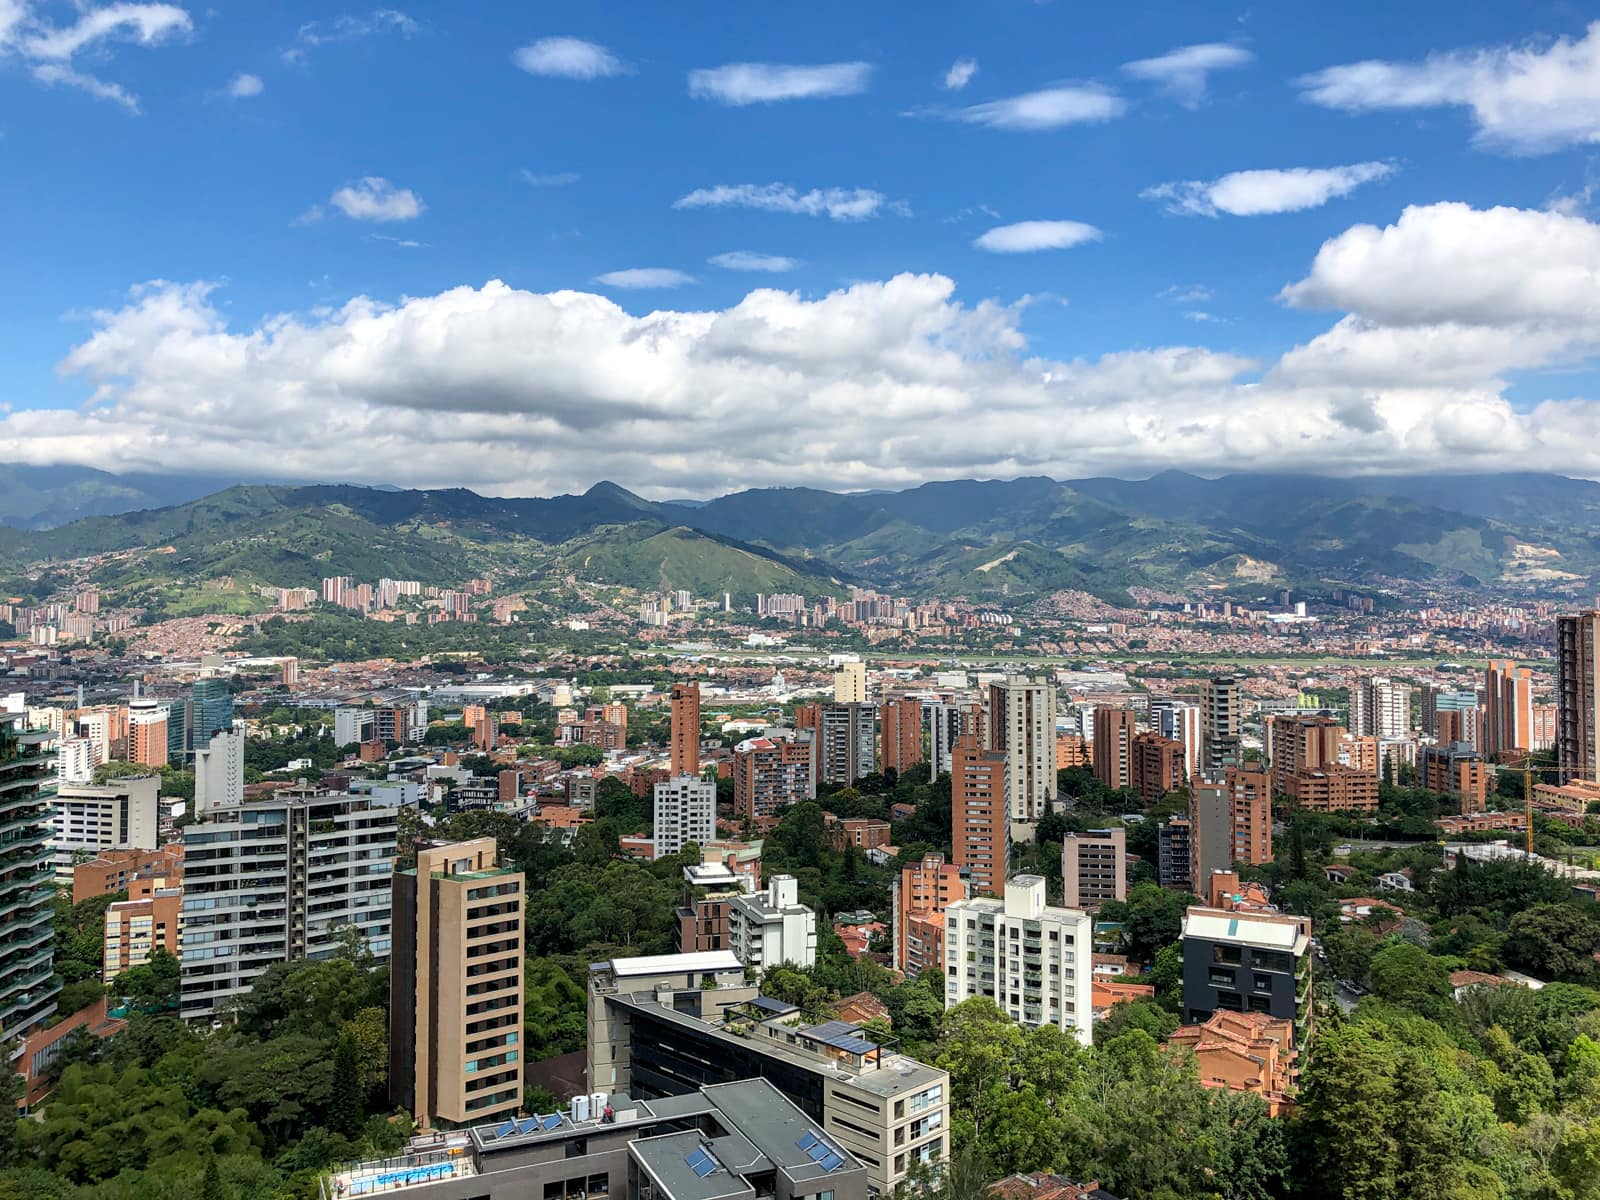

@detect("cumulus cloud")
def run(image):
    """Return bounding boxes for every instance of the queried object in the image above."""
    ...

[1299,22,1600,154]
[674,183,901,222]
[974,219,1102,253]
[1,1,191,111]
[594,268,695,289]
[1143,162,1395,217]
[512,36,628,79]
[299,177,424,224]
[1123,42,1253,107]
[23,200,1600,495]
[228,72,263,98]
[688,61,870,104]
[940,84,1126,130]
[709,252,801,272]
[943,57,978,90]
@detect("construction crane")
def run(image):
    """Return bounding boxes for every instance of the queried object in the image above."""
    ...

[1497,757,1537,856]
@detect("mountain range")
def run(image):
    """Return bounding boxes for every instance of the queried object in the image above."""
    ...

[2,468,1598,609]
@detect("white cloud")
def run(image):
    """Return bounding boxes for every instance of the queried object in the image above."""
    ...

[943,57,978,90]
[1,1,191,111]
[285,8,415,62]
[520,169,580,187]
[1143,162,1395,217]
[310,177,425,223]
[23,202,1600,495]
[688,61,871,105]
[228,72,263,98]
[944,84,1126,130]
[974,219,1102,253]
[1299,22,1600,154]
[368,233,425,248]
[1160,284,1214,303]
[1123,42,1253,107]
[675,183,901,222]
[594,268,695,289]
[512,36,627,79]
[709,252,801,272]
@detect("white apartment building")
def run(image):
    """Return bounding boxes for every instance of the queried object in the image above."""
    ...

[194,728,245,815]
[728,874,817,972]
[55,735,98,785]
[51,774,162,883]
[652,775,715,856]
[943,875,1094,1045]
[1351,677,1412,739]
[988,677,1057,827]
[834,660,868,704]
[179,783,398,1019]
[1150,698,1202,782]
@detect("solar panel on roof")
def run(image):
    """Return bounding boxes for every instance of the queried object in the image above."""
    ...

[541,1113,563,1130]
[686,1148,719,1178]
[819,1152,844,1171]
[796,1132,820,1151]
[493,1120,518,1139]
[517,1118,540,1134]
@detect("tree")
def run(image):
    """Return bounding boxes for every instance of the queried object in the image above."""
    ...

[1368,942,1454,1019]
[329,1032,363,1135]
[113,948,180,1010]
[1505,903,1600,982]
[201,1154,224,1200]
[1099,882,1196,965]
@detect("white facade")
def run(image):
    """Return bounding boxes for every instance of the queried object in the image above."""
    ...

[180,784,398,1019]
[334,706,376,746]
[652,775,715,856]
[194,729,246,815]
[943,875,1094,1045]
[1150,698,1202,782]
[51,775,162,882]
[55,736,98,785]
[928,702,967,781]
[991,677,1057,822]
[1352,677,1412,739]
[728,874,817,972]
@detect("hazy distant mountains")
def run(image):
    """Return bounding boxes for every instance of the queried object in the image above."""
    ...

[2,469,1598,604]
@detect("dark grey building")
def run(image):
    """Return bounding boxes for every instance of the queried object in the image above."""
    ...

[1179,906,1313,1047]
[1156,818,1191,891]
[819,704,876,786]
[320,1079,869,1200]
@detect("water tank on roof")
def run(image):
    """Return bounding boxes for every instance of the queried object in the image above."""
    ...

[572,1094,592,1123]
[590,1092,607,1119]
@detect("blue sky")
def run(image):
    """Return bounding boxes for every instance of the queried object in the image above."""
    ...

[3,2,1600,496]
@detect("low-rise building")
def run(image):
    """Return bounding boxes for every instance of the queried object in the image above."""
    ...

[1169,1010,1297,1116]
[322,1078,870,1200]
[1061,829,1126,911]
[1180,906,1313,1049]
[586,952,948,1196]
[728,875,817,972]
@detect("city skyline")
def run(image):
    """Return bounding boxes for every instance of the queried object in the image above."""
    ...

[3,5,1600,494]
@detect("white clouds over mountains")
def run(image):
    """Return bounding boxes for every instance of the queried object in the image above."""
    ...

[20,201,1600,496]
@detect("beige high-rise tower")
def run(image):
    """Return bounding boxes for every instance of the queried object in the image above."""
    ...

[987,675,1057,828]
[390,838,525,1128]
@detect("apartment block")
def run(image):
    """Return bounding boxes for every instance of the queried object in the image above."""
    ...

[179,783,399,1019]
[1420,742,1491,813]
[73,843,183,904]
[1061,829,1126,911]
[1131,732,1184,804]
[926,702,969,781]
[652,776,716,857]
[1484,660,1534,760]
[1149,697,1202,781]
[893,852,964,978]
[1422,687,1480,739]
[1227,765,1273,866]
[816,703,877,786]
[0,713,60,1043]
[1157,817,1193,891]
[834,660,868,704]
[1189,781,1233,891]
[1350,677,1411,740]
[732,735,814,824]
[1202,678,1242,773]
[944,876,1094,1044]
[50,774,161,883]
[127,699,169,768]
[1280,767,1380,813]
[670,683,701,777]
[728,874,816,972]
[879,697,923,776]
[194,729,246,814]
[952,732,1009,897]
[104,874,183,977]
[1181,906,1313,1049]
[1091,707,1136,791]
[988,677,1057,826]
[390,838,525,1128]
[587,951,946,1197]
